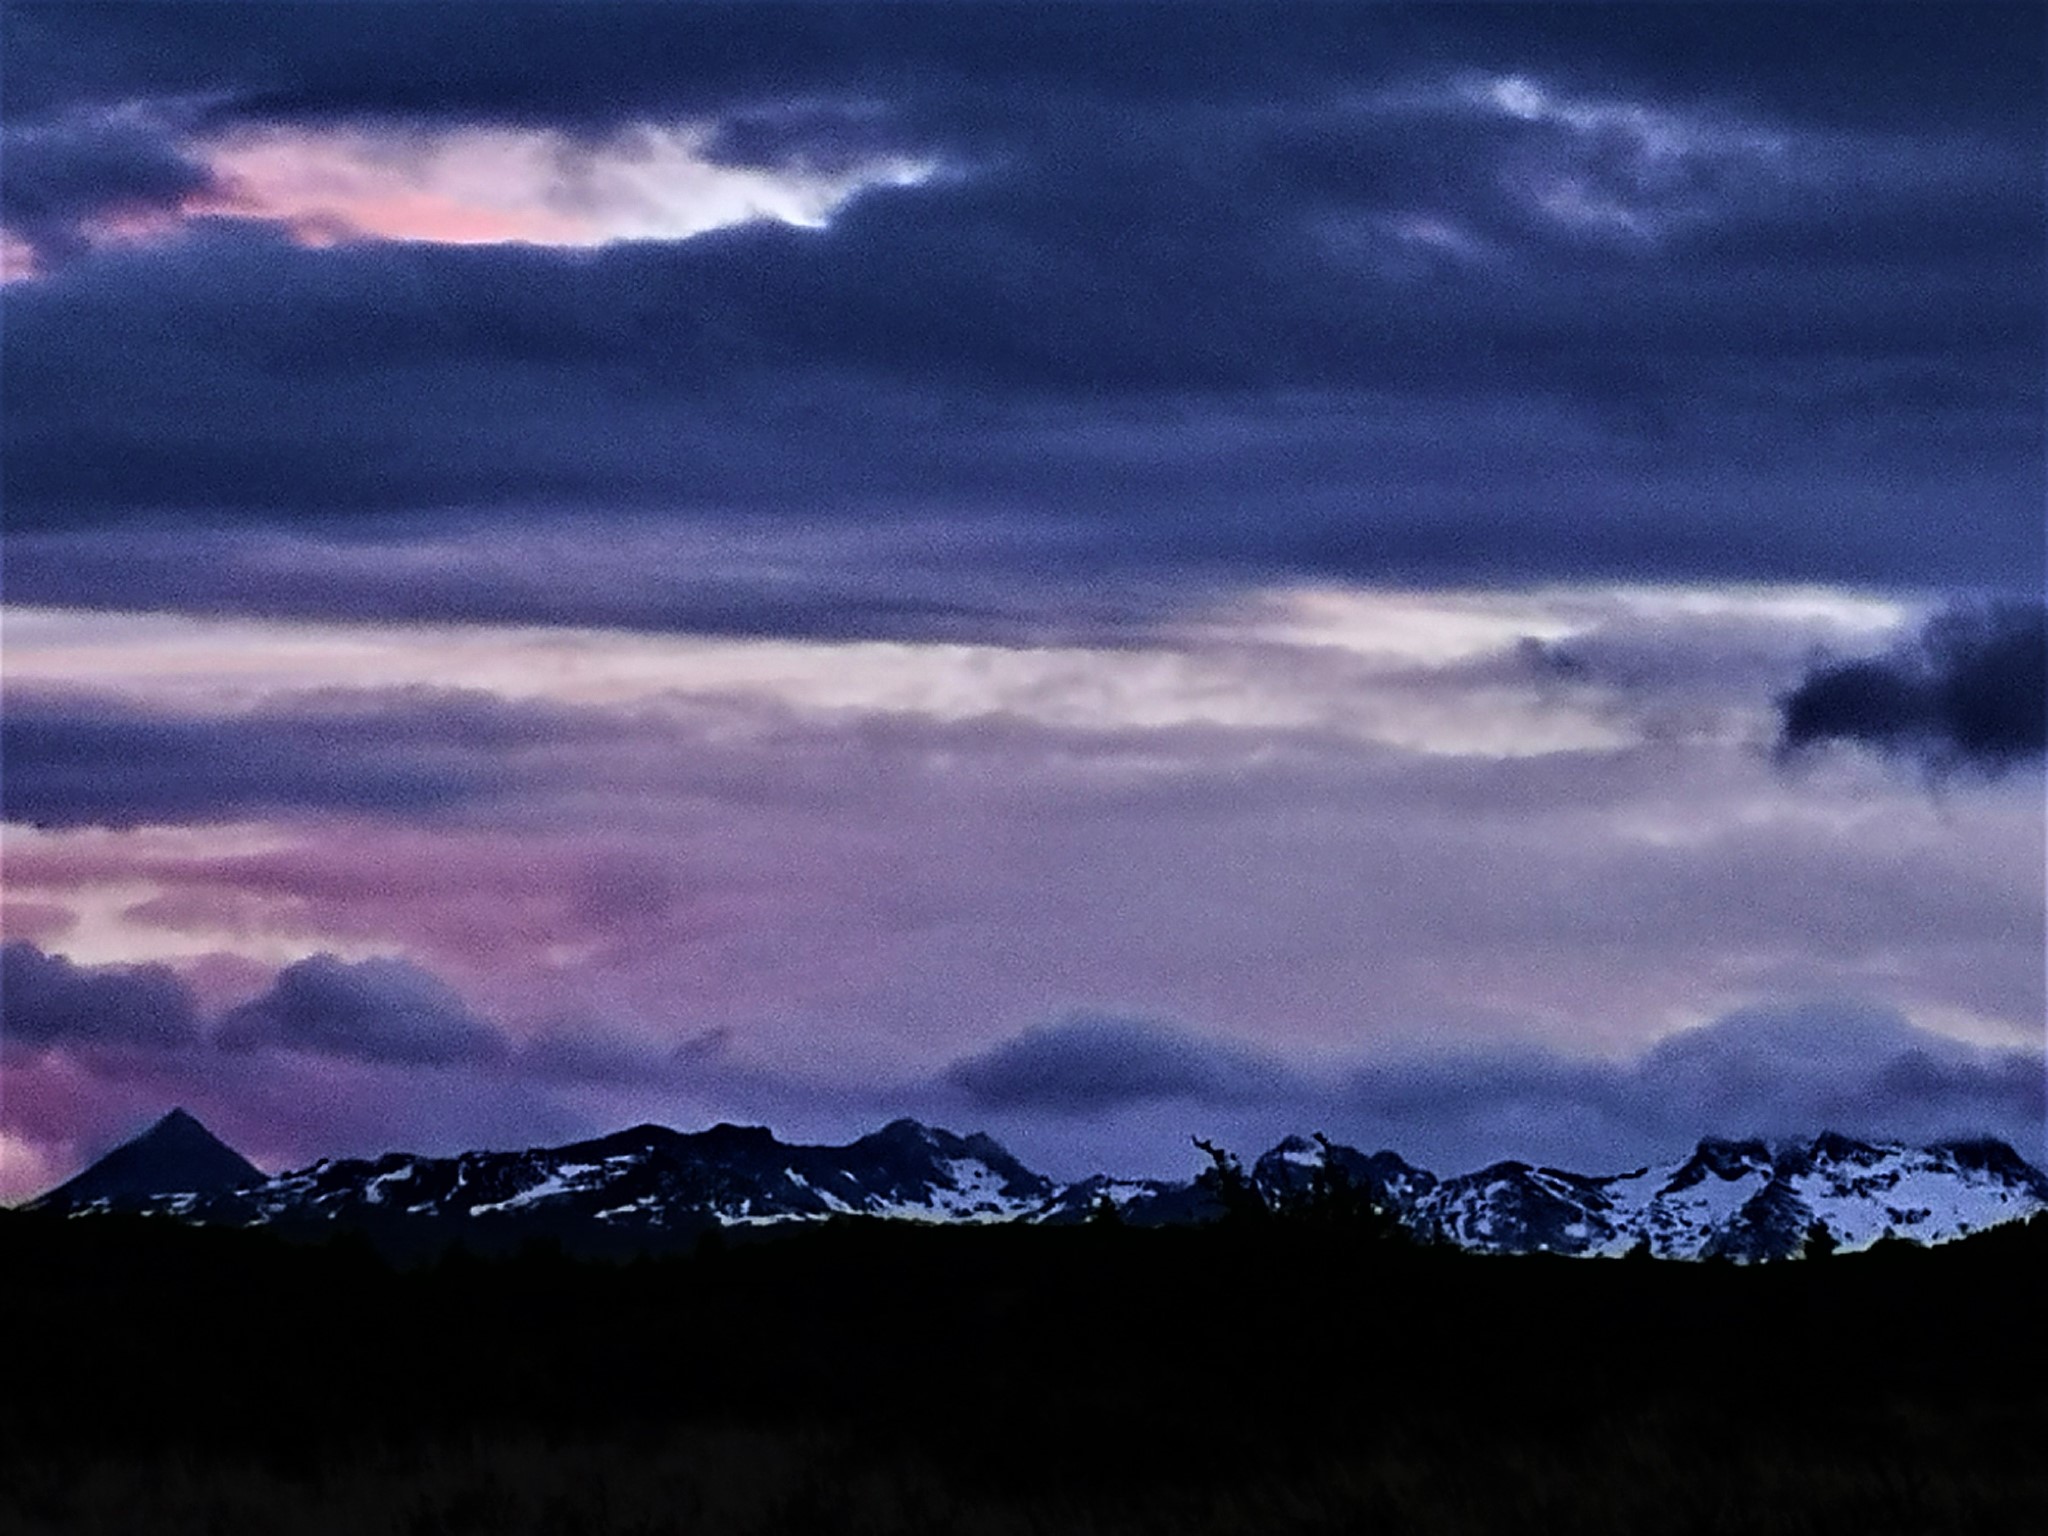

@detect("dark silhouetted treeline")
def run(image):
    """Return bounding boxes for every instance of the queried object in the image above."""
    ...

[4,1206,2045,1534]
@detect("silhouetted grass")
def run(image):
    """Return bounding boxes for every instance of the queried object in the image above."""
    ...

[4,1210,2043,1533]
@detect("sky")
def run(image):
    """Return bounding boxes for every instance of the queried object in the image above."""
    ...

[1,1,2043,1200]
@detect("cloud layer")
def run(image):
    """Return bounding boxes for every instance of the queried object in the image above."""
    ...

[5,939,2040,1197]
[3,4,2039,633]
[938,1004,2048,1180]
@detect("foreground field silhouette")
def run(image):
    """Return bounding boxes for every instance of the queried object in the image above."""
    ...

[5,1206,2045,1534]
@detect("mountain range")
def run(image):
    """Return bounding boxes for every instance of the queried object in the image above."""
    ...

[26,1110,2048,1261]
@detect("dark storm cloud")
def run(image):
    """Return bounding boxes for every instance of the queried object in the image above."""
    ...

[3,211,2034,595]
[7,4,2032,135]
[0,111,217,260]
[215,954,509,1066]
[0,689,598,828]
[3,3,2040,618]
[1778,603,2048,774]
[0,941,203,1051]
[0,5,1393,128]
[946,1015,1302,1113]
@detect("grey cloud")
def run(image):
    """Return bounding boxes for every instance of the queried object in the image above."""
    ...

[1778,603,2047,774]
[0,941,203,1052]
[945,1014,1299,1113]
[938,1000,2044,1177]
[215,954,510,1066]
[1332,1002,2046,1173]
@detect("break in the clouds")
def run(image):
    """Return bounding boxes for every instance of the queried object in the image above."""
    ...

[1,5,2041,1202]
[1778,602,2048,775]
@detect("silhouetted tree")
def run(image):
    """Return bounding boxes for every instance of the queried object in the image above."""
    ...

[1193,1137,1269,1226]
[1279,1132,1405,1245]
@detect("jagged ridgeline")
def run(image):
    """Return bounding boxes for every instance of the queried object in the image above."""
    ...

[25,1110,2048,1261]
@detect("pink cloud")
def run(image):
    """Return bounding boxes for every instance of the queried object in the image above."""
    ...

[55,123,938,256]
[0,229,39,282]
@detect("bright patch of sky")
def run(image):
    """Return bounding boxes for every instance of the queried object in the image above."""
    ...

[3,582,1906,753]
[85,120,938,254]
[0,824,394,969]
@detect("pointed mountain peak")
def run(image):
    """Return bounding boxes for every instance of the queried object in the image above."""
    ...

[27,1109,264,1213]
[852,1118,955,1156]
[147,1106,211,1139]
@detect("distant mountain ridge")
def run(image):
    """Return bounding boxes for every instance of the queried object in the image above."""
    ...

[1247,1131,2048,1259]
[25,1110,2048,1261]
